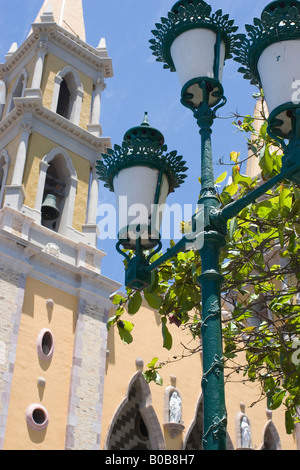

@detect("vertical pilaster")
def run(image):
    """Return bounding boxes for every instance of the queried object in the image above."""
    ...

[12,121,32,186]
[31,39,48,90]
[4,118,32,210]
[65,298,109,450]
[0,270,26,449]
[86,164,99,225]
[87,74,105,137]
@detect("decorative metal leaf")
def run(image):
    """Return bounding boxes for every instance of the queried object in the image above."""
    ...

[149,0,239,72]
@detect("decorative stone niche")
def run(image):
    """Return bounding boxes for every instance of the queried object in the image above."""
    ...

[235,402,253,450]
[163,377,184,438]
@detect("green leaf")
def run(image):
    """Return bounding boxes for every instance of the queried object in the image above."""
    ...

[230,151,240,163]
[269,390,286,410]
[229,217,238,241]
[117,320,134,344]
[111,294,127,305]
[161,317,172,350]
[279,186,293,218]
[215,171,228,185]
[147,357,159,369]
[128,291,142,315]
[255,200,276,218]
[144,289,163,309]
[285,409,295,434]
[260,145,273,174]
[142,369,163,386]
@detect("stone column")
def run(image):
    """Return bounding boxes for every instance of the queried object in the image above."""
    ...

[86,164,99,225]
[65,298,110,450]
[26,39,48,99]
[87,74,106,137]
[5,119,32,210]
[82,163,99,246]
[12,121,32,186]
[32,39,48,89]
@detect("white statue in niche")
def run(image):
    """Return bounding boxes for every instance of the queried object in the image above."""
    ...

[241,416,251,448]
[169,391,182,424]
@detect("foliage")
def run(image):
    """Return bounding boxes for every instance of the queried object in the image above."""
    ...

[108,96,300,434]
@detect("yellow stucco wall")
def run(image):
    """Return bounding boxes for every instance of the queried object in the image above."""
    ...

[3,277,77,450]
[102,303,202,450]
[41,53,93,130]
[22,133,90,232]
[102,303,297,450]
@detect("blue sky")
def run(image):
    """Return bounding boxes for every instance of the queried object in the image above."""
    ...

[0,1,270,286]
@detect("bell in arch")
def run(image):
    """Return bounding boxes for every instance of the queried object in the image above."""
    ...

[41,193,60,221]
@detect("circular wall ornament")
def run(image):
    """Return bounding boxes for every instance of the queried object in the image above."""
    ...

[36,328,55,361]
[26,403,49,431]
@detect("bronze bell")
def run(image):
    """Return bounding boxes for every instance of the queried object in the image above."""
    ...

[41,193,60,221]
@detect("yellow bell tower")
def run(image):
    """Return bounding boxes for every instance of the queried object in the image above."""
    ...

[0,1,119,450]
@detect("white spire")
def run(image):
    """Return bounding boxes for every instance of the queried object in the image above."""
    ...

[33,0,86,41]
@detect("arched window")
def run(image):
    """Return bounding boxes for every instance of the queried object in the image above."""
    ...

[52,67,83,125]
[56,78,71,118]
[7,68,28,114]
[41,160,66,231]
[36,148,78,235]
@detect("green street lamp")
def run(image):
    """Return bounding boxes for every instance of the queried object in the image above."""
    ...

[96,112,188,290]
[234,0,300,182]
[98,0,300,450]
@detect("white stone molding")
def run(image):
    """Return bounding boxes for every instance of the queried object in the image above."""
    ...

[43,242,60,258]
[86,163,99,225]
[2,94,111,158]
[0,80,6,120]
[12,119,32,186]
[1,22,112,83]
[87,74,105,138]
[31,38,48,90]
[4,116,32,211]
[0,149,10,207]
[90,73,105,125]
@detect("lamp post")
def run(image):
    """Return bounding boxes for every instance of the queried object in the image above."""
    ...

[97,0,300,450]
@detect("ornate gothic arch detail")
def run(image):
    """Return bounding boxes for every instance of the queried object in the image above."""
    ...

[42,147,77,180]
[182,393,234,450]
[51,66,84,125]
[104,371,166,451]
[260,410,282,450]
[35,147,78,234]
[182,393,204,450]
